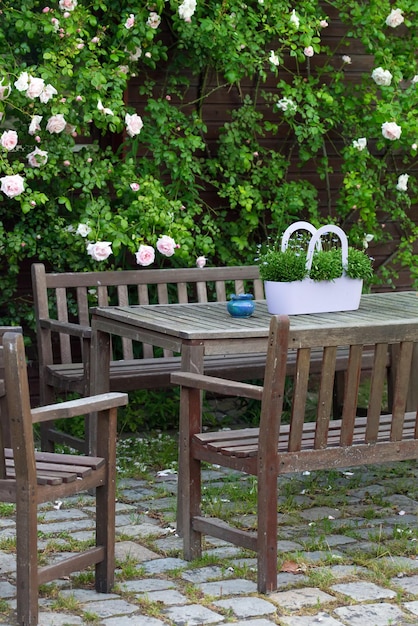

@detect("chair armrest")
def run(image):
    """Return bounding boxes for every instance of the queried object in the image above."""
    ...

[171,372,263,401]
[31,392,128,424]
[39,318,92,339]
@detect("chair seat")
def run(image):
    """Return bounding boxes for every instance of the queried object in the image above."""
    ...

[4,448,105,486]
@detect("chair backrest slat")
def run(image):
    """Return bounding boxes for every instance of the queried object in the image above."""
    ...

[391,341,415,440]
[3,332,36,487]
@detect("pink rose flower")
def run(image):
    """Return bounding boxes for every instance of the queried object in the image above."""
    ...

[46,114,66,133]
[1,174,25,198]
[87,241,113,262]
[130,182,140,191]
[304,46,314,58]
[156,235,178,257]
[135,244,155,266]
[381,121,402,141]
[59,0,77,10]
[125,113,143,137]
[196,256,207,268]
[27,147,48,167]
[1,130,18,151]
[125,13,135,29]
[386,8,404,28]
[147,12,161,28]
[26,76,45,99]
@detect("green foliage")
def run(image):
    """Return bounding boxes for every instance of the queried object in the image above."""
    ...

[259,244,374,282]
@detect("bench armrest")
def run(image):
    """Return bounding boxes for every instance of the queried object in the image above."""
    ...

[171,372,263,401]
[39,318,92,339]
[31,392,128,424]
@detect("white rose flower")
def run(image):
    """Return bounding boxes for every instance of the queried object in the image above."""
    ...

[1,174,25,198]
[0,79,11,100]
[1,130,18,151]
[396,174,409,191]
[290,9,300,28]
[39,84,58,103]
[97,99,114,116]
[342,55,352,64]
[385,8,404,28]
[179,0,196,21]
[29,115,43,135]
[14,72,29,92]
[352,137,367,151]
[26,76,45,99]
[46,114,67,134]
[125,112,143,137]
[277,97,297,113]
[87,241,113,261]
[27,147,48,167]
[371,67,393,86]
[76,223,92,237]
[269,51,279,66]
[382,121,402,141]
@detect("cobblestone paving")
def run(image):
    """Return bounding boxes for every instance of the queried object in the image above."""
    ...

[1,463,418,625]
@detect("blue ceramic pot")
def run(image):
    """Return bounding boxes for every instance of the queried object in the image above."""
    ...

[227,293,255,318]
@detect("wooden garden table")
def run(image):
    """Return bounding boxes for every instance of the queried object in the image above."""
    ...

[90,291,418,531]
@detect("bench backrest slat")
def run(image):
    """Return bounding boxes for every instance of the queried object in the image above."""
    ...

[314,345,337,449]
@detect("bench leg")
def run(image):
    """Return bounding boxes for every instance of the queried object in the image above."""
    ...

[16,486,39,626]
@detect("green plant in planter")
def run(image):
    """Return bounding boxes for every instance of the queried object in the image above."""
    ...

[259,247,373,283]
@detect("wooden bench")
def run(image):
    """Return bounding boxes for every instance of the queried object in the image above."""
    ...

[0,329,127,626]
[171,314,418,593]
[32,263,267,452]
[32,263,389,454]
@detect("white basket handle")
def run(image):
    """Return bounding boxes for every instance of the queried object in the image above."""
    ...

[306,224,348,272]
[280,221,319,252]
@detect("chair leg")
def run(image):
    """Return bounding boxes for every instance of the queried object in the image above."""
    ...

[95,408,116,592]
[16,486,39,626]
[257,470,278,593]
[183,455,202,560]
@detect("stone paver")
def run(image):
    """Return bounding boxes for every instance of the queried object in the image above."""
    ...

[2,463,418,626]
[214,596,276,619]
[334,602,406,625]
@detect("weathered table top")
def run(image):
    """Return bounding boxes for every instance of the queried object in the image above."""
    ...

[91,291,418,347]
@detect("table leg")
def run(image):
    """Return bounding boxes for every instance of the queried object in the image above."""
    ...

[177,341,204,537]
[89,321,111,456]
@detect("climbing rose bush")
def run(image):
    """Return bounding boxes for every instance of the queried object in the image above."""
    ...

[0,0,418,327]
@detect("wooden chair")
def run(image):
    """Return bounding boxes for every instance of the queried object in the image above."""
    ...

[0,331,128,626]
[0,326,22,449]
[171,314,418,593]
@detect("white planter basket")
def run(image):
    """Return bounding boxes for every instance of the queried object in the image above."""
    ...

[265,221,363,315]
